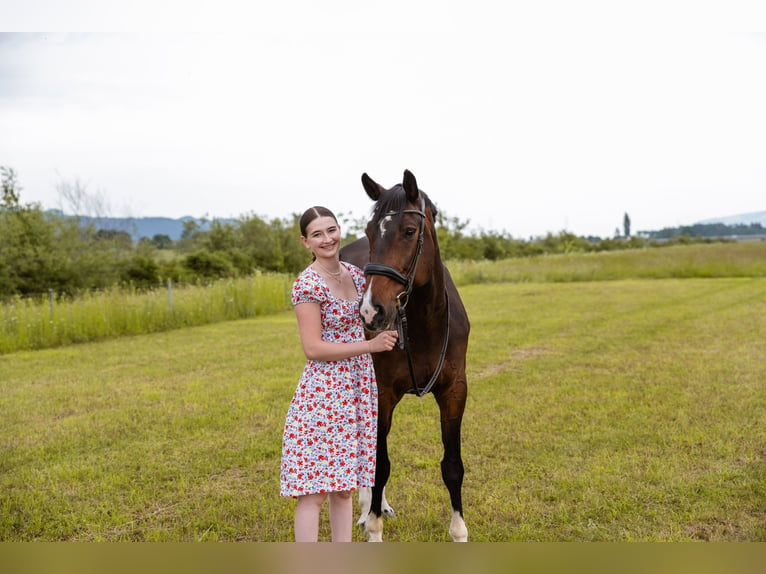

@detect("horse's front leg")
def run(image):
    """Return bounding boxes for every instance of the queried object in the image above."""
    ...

[436,382,468,542]
[363,423,391,542]
[356,486,393,525]
[359,391,398,542]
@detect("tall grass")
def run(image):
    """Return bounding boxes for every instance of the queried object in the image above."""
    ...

[448,241,766,285]
[0,274,292,354]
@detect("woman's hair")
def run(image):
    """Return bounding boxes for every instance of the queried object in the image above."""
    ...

[299,206,338,237]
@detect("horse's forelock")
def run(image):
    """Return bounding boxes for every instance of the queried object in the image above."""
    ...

[370,185,437,224]
[371,185,406,222]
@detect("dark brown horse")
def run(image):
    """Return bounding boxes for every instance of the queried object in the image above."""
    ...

[340,170,470,542]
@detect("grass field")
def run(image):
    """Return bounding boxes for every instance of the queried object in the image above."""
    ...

[447,241,766,285]
[0,275,292,354]
[2,273,764,541]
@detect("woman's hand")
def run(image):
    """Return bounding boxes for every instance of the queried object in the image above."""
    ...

[368,330,398,353]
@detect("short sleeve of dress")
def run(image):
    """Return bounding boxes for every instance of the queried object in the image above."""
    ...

[348,264,367,295]
[291,270,325,306]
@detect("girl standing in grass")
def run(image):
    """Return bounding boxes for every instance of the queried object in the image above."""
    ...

[280,206,398,542]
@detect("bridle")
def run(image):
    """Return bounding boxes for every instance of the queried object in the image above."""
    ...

[363,196,450,397]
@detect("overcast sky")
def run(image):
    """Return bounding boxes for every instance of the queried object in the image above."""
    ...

[2,2,766,238]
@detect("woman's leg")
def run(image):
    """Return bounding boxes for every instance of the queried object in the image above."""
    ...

[294,493,328,542]
[328,490,353,542]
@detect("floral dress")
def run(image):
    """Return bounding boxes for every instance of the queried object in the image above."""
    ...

[280,263,378,498]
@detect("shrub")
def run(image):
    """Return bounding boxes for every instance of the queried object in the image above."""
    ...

[183,250,235,279]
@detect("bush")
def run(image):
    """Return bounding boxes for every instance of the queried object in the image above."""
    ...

[183,250,235,279]
[120,255,161,287]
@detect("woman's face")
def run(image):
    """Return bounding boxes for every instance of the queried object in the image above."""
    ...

[302,215,341,258]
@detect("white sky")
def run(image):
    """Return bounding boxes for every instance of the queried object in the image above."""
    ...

[2,1,766,238]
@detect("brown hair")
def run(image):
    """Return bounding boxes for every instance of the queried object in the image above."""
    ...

[299,206,338,237]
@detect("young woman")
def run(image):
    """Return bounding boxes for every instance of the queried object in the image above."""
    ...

[280,206,398,542]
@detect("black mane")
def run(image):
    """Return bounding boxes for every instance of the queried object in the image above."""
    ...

[370,184,438,223]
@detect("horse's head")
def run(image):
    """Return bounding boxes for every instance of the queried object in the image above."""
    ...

[359,170,439,331]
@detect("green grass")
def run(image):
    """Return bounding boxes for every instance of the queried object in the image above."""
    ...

[460,279,766,541]
[2,277,765,541]
[448,241,766,285]
[0,275,292,354]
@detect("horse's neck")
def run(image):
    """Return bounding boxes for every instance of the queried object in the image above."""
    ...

[411,261,448,317]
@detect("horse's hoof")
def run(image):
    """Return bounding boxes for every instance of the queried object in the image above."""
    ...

[449,511,468,542]
[365,514,384,542]
[382,505,395,518]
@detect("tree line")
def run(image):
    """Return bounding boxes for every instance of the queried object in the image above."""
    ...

[642,221,766,239]
[0,166,746,299]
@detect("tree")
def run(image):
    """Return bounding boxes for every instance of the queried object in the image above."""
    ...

[56,176,110,218]
[183,250,234,279]
[0,167,129,296]
[623,213,631,238]
[94,229,133,249]
[435,212,472,260]
[236,214,306,273]
[0,201,122,296]
[177,218,207,252]
[120,254,160,287]
[1,166,21,210]
[150,234,173,249]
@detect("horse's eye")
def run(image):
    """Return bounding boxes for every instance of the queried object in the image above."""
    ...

[405,228,417,238]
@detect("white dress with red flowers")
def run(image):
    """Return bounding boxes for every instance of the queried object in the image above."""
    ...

[280,263,378,498]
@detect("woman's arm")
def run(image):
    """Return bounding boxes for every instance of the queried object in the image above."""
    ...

[295,302,397,361]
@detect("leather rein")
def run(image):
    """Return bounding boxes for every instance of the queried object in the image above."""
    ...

[363,197,450,397]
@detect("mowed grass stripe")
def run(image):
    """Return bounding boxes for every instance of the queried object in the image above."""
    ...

[1,278,764,541]
[461,278,766,541]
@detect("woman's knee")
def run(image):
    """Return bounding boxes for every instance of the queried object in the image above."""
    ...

[298,492,328,508]
[331,490,352,501]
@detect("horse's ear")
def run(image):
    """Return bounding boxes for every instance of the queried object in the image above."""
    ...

[402,169,419,203]
[361,173,384,201]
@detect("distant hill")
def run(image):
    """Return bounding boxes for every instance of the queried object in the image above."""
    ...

[54,209,766,242]
[48,212,235,241]
[696,210,766,226]
[639,209,766,240]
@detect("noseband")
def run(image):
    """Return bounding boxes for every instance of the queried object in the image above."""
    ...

[363,196,450,397]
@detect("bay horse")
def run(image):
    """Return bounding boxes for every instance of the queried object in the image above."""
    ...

[339,170,470,542]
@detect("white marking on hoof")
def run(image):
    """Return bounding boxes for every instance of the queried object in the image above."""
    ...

[449,510,468,542]
[365,514,384,542]
[357,486,394,524]
[381,487,395,517]
[356,487,371,526]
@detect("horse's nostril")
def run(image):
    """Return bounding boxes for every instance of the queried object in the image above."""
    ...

[361,305,390,333]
